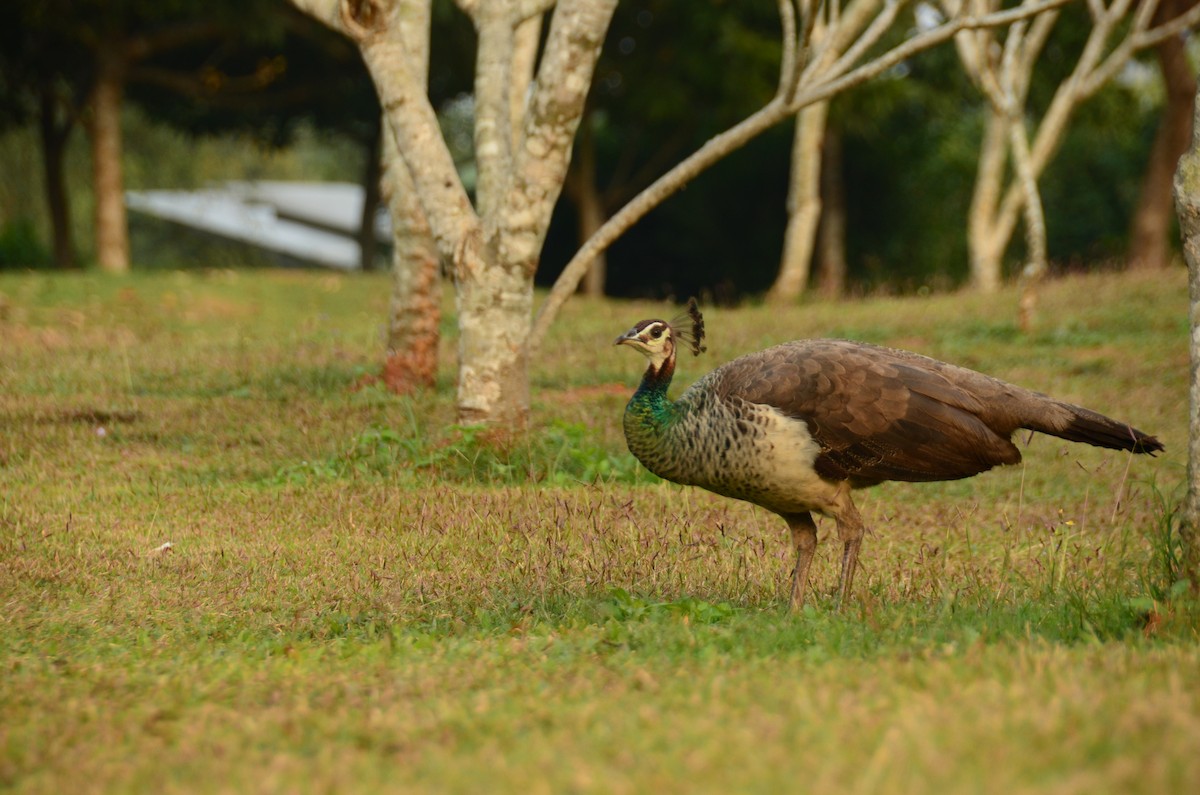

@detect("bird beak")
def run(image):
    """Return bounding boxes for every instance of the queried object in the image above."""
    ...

[614,329,639,346]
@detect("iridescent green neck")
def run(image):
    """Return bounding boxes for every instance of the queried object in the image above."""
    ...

[627,357,676,425]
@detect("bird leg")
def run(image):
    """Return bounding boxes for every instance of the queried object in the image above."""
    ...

[832,485,866,610]
[785,512,818,612]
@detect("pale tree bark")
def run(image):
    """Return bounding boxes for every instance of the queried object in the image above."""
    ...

[768,100,830,303]
[382,122,443,391]
[768,3,838,305]
[1171,83,1200,590]
[952,1,1058,293]
[298,0,1075,424]
[532,0,1076,345]
[377,0,443,393]
[967,109,1009,292]
[949,0,1200,293]
[90,44,130,274]
[296,0,610,426]
[1130,0,1198,271]
[816,126,847,298]
[510,13,541,142]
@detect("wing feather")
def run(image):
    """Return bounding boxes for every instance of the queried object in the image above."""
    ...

[711,340,1023,485]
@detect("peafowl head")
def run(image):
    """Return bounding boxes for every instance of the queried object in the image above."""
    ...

[615,298,707,374]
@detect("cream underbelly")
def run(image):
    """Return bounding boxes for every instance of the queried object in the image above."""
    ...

[748,412,844,515]
[683,404,845,517]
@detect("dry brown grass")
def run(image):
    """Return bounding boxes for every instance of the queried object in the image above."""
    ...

[1,267,1196,793]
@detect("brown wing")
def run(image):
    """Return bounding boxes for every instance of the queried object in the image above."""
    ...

[711,340,1025,486]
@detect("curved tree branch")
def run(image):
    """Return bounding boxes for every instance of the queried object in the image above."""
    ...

[530,0,1073,347]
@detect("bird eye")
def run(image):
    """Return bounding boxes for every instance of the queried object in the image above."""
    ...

[650,326,664,339]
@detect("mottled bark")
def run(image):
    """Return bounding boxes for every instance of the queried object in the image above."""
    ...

[89,46,129,273]
[769,101,829,303]
[381,121,441,392]
[510,13,541,141]
[1011,102,1048,332]
[1172,83,1200,589]
[498,0,614,271]
[473,4,517,220]
[955,2,1060,293]
[314,0,613,426]
[454,256,533,424]
[301,0,1074,421]
[379,0,440,391]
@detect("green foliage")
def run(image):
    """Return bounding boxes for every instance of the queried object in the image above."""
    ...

[273,418,657,487]
[0,220,51,269]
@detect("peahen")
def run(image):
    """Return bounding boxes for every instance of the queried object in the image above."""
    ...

[615,299,1163,611]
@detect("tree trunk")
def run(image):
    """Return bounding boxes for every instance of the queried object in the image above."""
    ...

[379,0,440,393]
[1172,82,1200,590]
[452,0,614,425]
[1011,110,1048,333]
[359,117,383,272]
[454,248,533,428]
[39,86,77,270]
[1130,11,1197,271]
[89,46,129,273]
[769,101,829,303]
[816,127,846,299]
[381,122,441,393]
[968,108,1008,292]
[566,115,607,296]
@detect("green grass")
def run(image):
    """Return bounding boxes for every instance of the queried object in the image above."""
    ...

[1,267,1197,793]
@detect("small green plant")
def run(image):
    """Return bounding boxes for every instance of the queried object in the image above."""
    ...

[601,587,738,624]
[1139,485,1193,604]
[272,419,655,487]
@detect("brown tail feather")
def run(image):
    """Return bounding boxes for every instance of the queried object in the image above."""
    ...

[1034,404,1163,455]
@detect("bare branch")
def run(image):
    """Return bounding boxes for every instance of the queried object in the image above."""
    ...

[1015,7,1059,97]
[531,99,793,347]
[799,0,882,88]
[1082,0,1200,97]
[1134,2,1200,49]
[778,0,799,98]
[530,0,1074,346]
[787,0,1071,113]
[824,0,907,87]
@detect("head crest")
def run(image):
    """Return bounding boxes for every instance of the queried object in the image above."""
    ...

[672,297,706,356]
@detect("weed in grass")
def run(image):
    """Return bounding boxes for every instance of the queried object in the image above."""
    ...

[271,418,656,487]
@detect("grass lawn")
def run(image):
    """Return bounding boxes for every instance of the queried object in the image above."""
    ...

[1,267,1197,793]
